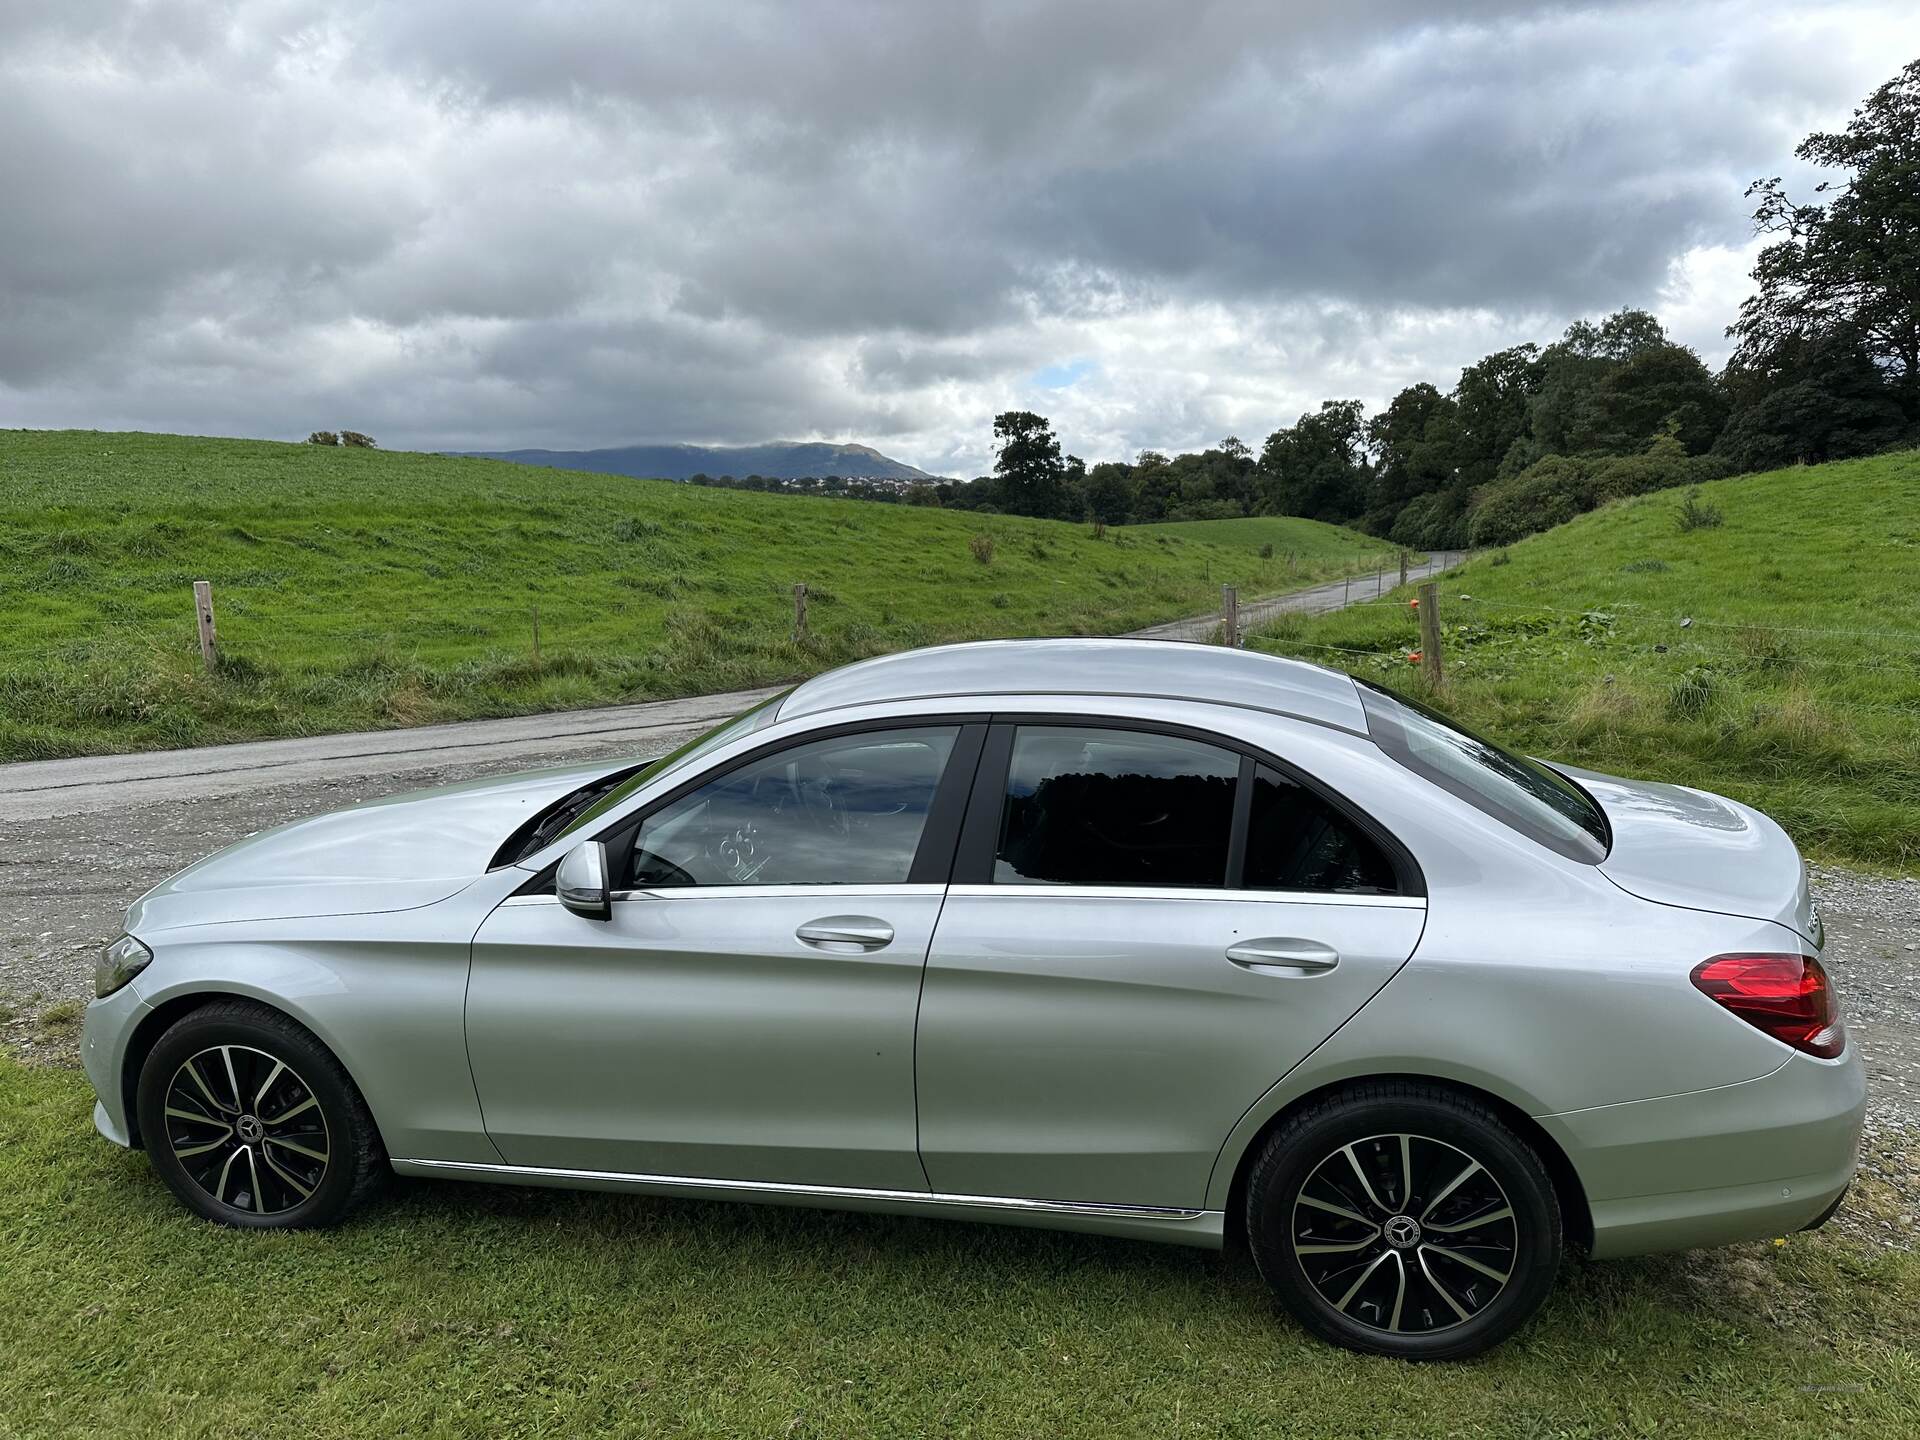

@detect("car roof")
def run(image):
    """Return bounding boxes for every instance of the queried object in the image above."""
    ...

[776,638,1369,734]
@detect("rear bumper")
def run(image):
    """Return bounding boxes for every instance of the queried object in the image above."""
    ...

[1538,1047,1866,1259]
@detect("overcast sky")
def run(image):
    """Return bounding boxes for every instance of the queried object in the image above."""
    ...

[5,1,1918,477]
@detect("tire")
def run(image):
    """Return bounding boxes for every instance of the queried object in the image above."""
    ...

[1245,1081,1561,1360]
[135,1000,386,1229]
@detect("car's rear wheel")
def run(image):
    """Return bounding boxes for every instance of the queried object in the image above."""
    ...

[135,1000,386,1228]
[1245,1082,1561,1360]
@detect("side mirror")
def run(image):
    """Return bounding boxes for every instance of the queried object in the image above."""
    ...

[555,840,612,921]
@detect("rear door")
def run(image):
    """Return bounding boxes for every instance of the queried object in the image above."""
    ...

[915,721,1426,1210]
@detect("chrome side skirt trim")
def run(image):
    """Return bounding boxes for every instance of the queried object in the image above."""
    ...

[395,1157,1209,1221]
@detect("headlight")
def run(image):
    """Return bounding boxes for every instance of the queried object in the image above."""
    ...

[95,934,153,999]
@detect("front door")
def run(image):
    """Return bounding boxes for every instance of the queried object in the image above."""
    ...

[915,724,1426,1209]
[467,722,979,1191]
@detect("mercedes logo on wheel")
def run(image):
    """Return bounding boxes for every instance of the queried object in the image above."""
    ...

[1383,1214,1422,1249]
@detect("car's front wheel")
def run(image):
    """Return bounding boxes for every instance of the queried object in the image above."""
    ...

[136,1000,386,1228]
[1245,1081,1562,1360]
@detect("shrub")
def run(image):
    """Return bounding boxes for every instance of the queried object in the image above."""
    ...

[1258,542,1274,559]
[968,533,995,565]
[1389,488,1472,549]
[1468,456,1598,547]
[307,431,340,446]
[1674,490,1724,533]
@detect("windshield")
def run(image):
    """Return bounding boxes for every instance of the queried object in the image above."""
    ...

[1356,681,1609,863]
[546,691,789,851]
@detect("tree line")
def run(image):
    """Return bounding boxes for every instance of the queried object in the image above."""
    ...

[799,59,1912,548]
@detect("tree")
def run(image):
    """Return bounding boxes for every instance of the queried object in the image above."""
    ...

[1082,462,1134,526]
[1576,343,1726,455]
[1366,382,1460,519]
[1731,59,1920,423]
[1717,323,1908,470]
[1258,399,1370,522]
[1451,345,1539,487]
[991,410,1070,518]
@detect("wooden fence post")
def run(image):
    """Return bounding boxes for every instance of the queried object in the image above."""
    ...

[192,580,217,672]
[1221,584,1239,648]
[793,583,809,641]
[531,605,541,665]
[1398,550,1409,587]
[1418,581,1443,687]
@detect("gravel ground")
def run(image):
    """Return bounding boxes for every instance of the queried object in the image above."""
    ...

[2,760,1914,1247]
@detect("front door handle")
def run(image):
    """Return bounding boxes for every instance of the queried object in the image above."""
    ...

[796,916,895,951]
[1227,939,1340,974]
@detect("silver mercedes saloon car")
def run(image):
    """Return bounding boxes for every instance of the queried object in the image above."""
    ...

[82,639,1863,1359]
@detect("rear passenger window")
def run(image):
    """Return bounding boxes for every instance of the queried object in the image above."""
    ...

[1245,764,1399,894]
[995,727,1238,887]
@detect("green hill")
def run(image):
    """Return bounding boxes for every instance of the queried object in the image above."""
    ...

[1251,449,1920,867]
[0,430,1383,760]
[1135,514,1405,567]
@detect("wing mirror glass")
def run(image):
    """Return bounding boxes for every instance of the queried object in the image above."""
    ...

[555,839,612,921]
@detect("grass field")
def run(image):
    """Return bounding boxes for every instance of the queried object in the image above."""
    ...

[0,1052,1913,1439]
[1250,450,1920,870]
[1137,513,1402,566]
[0,430,1391,762]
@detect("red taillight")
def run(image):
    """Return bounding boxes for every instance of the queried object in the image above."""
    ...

[1690,953,1845,1059]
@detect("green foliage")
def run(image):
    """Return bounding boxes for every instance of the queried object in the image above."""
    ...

[989,411,1072,519]
[1256,400,1369,523]
[967,533,995,564]
[1732,58,1920,425]
[1468,456,1598,547]
[1717,324,1911,470]
[1468,439,1726,548]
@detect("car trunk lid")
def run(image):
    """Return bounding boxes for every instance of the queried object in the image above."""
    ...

[1558,765,1819,946]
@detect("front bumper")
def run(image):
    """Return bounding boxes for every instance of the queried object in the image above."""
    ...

[1539,1047,1867,1259]
[81,983,152,1150]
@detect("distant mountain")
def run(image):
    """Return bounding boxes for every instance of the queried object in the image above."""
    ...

[455,440,941,483]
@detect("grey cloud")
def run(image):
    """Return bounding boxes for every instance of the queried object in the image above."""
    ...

[2,0,1916,473]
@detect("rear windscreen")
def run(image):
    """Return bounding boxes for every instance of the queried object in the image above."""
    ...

[1356,681,1609,863]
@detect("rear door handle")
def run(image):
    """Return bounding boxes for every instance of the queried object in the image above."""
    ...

[1226,939,1340,974]
[796,916,895,951]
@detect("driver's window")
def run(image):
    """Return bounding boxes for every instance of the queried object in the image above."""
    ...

[628,727,960,888]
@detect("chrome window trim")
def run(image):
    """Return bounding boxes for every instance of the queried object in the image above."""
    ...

[505,884,1421,909]
[501,884,949,908]
[945,883,1426,909]
[394,1157,1209,1220]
